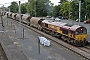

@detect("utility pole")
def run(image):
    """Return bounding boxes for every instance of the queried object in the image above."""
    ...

[19,1,23,38]
[78,1,81,25]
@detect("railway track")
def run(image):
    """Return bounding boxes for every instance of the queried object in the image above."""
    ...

[8,18,90,60]
[79,46,90,54]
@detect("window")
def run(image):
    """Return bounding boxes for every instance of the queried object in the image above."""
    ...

[81,29,87,34]
[76,30,81,35]
[62,29,68,34]
[76,28,87,35]
[45,23,48,28]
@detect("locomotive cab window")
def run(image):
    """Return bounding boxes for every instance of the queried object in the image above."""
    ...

[76,28,87,35]
[81,29,87,34]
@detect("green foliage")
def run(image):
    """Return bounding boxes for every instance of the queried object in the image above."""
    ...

[58,0,90,20]
[85,0,90,19]
[21,3,27,14]
[9,2,18,13]
[70,1,79,20]
[27,0,54,17]
[8,0,90,20]
[60,1,70,18]
[54,5,62,17]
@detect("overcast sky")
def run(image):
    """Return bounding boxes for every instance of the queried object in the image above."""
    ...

[0,0,60,7]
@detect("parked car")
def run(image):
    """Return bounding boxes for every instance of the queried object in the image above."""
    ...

[46,16,52,18]
[76,19,84,22]
[58,16,63,19]
[84,20,90,24]
[54,17,61,22]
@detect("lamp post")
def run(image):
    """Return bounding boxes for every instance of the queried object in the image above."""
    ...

[19,1,23,38]
[78,1,81,25]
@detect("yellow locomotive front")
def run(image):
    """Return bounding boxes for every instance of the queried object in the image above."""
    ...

[70,25,88,46]
[75,27,88,45]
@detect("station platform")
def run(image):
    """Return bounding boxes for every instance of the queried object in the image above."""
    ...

[0,19,60,60]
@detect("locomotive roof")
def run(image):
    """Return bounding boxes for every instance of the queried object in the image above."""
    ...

[42,20,67,27]
[62,26,70,29]
[70,25,81,31]
[42,20,85,31]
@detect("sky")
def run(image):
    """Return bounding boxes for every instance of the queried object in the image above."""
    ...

[50,0,60,6]
[0,0,28,7]
[0,0,60,7]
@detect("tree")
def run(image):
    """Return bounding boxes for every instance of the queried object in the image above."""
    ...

[9,2,18,13]
[27,0,54,17]
[86,0,90,19]
[70,1,79,20]
[60,1,71,18]
[54,5,62,17]
[70,0,90,20]
[21,3,27,14]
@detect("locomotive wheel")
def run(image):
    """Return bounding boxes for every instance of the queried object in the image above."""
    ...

[67,38,71,43]
[73,40,77,46]
[82,40,87,46]
[74,40,78,46]
[70,40,74,45]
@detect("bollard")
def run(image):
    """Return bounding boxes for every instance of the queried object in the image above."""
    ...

[23,28,24,39]
[38,37,40,54]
